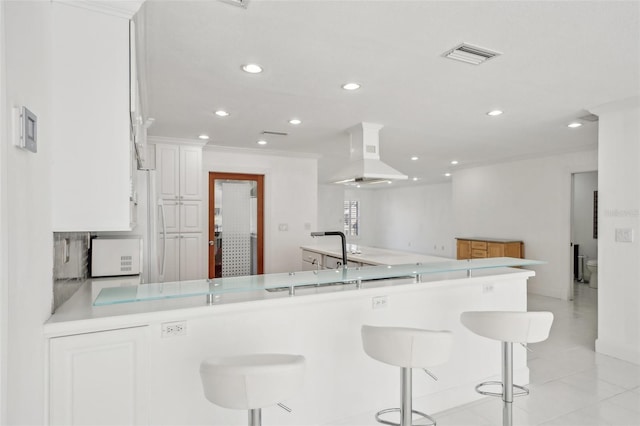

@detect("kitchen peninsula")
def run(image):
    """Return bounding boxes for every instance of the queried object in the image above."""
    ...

[44,258,541,426]
[300,243,451,269]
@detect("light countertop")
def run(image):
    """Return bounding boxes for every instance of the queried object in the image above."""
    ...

[300,243,451,265]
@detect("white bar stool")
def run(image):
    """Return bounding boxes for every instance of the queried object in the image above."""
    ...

[460,311,554,403]
[361,325,453,426]
[200,353,305,426]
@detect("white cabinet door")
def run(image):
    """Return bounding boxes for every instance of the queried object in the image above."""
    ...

[180,233,203,281]
[155,144,202,201]
[156,144,180,200]
[180,200,202,233]
[162,200,180,234]
[180,146,202,200]
[161,233,180,283]
[49,327,149,426]
[51,4,132,231]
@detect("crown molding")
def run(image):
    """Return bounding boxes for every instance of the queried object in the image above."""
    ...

[147,136,208,148]
[52,0,145,19]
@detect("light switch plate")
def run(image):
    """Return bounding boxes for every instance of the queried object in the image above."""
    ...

[615,228,633,242]
[13,106,37,153]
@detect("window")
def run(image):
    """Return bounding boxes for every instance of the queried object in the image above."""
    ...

[344,200,359,237]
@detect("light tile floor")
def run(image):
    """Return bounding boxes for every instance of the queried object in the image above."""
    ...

[433,283,640,426]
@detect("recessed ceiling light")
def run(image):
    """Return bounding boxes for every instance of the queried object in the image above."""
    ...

[257,140,268,145]
[487,110,503,116]
[342,82,361,91]
[568,122,582,128]
[411,156,419,161]
[198,134,210,140]
[450,160,459,165]
[387,181,392,184]
[288,119,302,125]
[242,63,263,74]
[214,110,230,117]
[412,177,419,181]
[444,173,452,177]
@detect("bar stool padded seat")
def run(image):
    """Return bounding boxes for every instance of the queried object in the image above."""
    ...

[362,325,452,368]
[200,353,305,410]
[460,311,554,344]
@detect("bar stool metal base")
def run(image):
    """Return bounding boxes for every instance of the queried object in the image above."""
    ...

[248,408,262,426]
[475,381,530,399]
[375,407,436,426]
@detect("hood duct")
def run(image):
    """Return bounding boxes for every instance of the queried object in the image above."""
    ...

[332,123,408,185]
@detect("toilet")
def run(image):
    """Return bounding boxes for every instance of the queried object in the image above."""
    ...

[585,259,598,288]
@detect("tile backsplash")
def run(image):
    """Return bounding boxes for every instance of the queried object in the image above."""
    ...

[52,232,91,313]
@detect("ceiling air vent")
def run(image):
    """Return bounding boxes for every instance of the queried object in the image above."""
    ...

[578,113,599,122]
[218,0,250,8]
[262,131,288,136]
[443,43,501,65]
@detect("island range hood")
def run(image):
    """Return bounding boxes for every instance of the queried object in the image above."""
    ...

[332,122,408,185]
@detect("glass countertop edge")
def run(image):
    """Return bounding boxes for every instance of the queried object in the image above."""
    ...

[94,257,545,306]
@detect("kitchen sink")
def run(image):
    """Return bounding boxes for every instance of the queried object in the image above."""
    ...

[265,282,350,292]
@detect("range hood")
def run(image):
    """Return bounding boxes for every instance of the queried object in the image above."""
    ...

[332,123,408,185]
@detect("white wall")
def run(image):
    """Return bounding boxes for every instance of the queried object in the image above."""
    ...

[592,97,640,364]
[202,147,318,273]
[0,2,7,422]
[572,171,598,262]
[2,2,53,424]
[365,183,454,256]
[317,184,344,232]
[452,150,598,300]
[317,183,454,257]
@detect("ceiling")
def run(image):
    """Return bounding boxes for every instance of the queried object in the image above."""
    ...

[139,0,640,185]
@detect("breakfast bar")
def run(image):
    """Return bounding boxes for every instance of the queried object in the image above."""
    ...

[44,258,541,425]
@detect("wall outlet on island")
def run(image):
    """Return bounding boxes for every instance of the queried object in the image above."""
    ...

[372,295,388,309]
[482,284,494,294]
[161,321,187,338]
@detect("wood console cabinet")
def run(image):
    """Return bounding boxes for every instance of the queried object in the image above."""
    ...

[456,238,524,260]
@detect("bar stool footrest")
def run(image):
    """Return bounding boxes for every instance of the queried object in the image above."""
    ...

[375,407,436,426]
[475,381,530,398]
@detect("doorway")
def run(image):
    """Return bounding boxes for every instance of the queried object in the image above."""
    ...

[570,171,598,340]
[208,172,264,278]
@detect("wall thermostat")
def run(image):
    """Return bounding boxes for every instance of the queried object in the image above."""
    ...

[13,106,38,153]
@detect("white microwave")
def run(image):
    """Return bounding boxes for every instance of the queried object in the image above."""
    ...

[91,238,142,278]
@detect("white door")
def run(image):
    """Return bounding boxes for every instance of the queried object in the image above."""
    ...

[156,144,179,199]
[180,146,202,200]
[180,200,202,233]
[163,199,180,234]
[161,233,180,282]
[180,233,203,280]
[49,327,149,426]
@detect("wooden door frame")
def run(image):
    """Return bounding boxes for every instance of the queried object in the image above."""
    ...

[208,172,264,278]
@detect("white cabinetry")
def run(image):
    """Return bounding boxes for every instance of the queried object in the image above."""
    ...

[155,142,205,281]
[51,3,137,231]
[49,326,149,425]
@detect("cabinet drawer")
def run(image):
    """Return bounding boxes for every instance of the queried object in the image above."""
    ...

[301,250,323,266]
[471,249,488,258]
[471,241,487,250]
[324,255,359,269]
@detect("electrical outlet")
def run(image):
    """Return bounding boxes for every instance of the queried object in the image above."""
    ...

[372,296,388,309]
[161,321,187,338]
[482,284,494,294]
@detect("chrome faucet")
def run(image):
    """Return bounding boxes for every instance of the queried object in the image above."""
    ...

[310,231,347,268]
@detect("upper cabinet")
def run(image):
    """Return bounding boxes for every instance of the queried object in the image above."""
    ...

[155,143,203,201]
[51,2,143,232]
